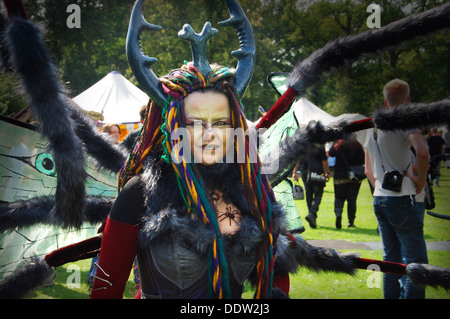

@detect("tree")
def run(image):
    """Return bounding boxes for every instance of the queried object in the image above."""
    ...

[0,0,134,116]
[1,0,449,120]
[0,73,28,116]
[251,0,450,117]
[36,0,132,96]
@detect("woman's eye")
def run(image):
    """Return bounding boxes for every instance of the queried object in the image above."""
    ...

[188,120,203,127]
[186,120,203,127]
[213,121,230,127]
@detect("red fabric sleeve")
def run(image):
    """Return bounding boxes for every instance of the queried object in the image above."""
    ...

[90,217,140,299]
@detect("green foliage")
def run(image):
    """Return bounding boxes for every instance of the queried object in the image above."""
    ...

[0,73,28,116]
[1,0,449,119]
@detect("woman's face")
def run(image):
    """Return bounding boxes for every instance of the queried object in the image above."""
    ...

[184,91,232,165]
[109,125,121,144]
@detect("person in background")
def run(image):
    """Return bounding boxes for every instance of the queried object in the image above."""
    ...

[364,78,429,299]
[292,146,330,229]
[101,123,121,144]
[444,129,450,168]
[121,105,148,151]
[328,139,365,229]
[427,127,445,186]
[443,129,450,156]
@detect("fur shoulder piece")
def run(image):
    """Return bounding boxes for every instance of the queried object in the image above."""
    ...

[138,157,289,263]
[139,207,286,259]
[275,234,358,276]
[139,203,287,258]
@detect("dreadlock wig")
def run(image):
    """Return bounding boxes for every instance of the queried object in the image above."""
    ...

[118,62,279,299]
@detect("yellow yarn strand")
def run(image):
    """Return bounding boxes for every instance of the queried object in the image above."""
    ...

[254,259,264,299]
[212,239,223,299]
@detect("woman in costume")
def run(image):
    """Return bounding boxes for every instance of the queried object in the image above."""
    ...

[90,62,287,299]
[89,0,368,298]
[88,0,291,299]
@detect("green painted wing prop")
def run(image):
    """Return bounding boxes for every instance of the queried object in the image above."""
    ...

[0,115,118,281]
[259,73,303,232]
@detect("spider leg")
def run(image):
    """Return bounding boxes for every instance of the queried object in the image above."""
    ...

[217,212,228,222]
[230,211,241,225]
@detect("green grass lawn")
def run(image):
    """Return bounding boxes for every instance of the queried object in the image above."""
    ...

[27,168,450,299]
[296,169,450,242]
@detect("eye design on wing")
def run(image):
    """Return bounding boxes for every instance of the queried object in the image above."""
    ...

[1,152,57,177]
[35,153,57,177]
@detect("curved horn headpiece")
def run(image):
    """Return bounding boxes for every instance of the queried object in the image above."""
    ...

[219,0,256,97]
[178,22,218,78]
[126,0,166,107]
[126,0,255,106]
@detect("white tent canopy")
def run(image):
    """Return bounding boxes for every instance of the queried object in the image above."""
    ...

[293,97,337,126]
[73,71,149,124]
[292,97,368,146]
[330,113,369,145]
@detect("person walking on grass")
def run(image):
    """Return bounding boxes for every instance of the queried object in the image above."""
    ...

[364,79,429,299]
[328,139,365,229]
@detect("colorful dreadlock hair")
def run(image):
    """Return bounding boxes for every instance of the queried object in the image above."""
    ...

[118,62,279,299]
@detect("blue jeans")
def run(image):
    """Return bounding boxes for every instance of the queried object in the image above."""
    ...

[400,200,426,298]
[373,196,428,299]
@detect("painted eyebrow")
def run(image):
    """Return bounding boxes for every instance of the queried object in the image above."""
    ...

[185,116,230,122]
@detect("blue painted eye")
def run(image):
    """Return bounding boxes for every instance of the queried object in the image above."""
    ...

[35,153,57,177]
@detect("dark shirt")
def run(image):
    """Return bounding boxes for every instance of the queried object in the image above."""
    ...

[302,147,327,174]
[328,139,365,180]
[427,135,444,157]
